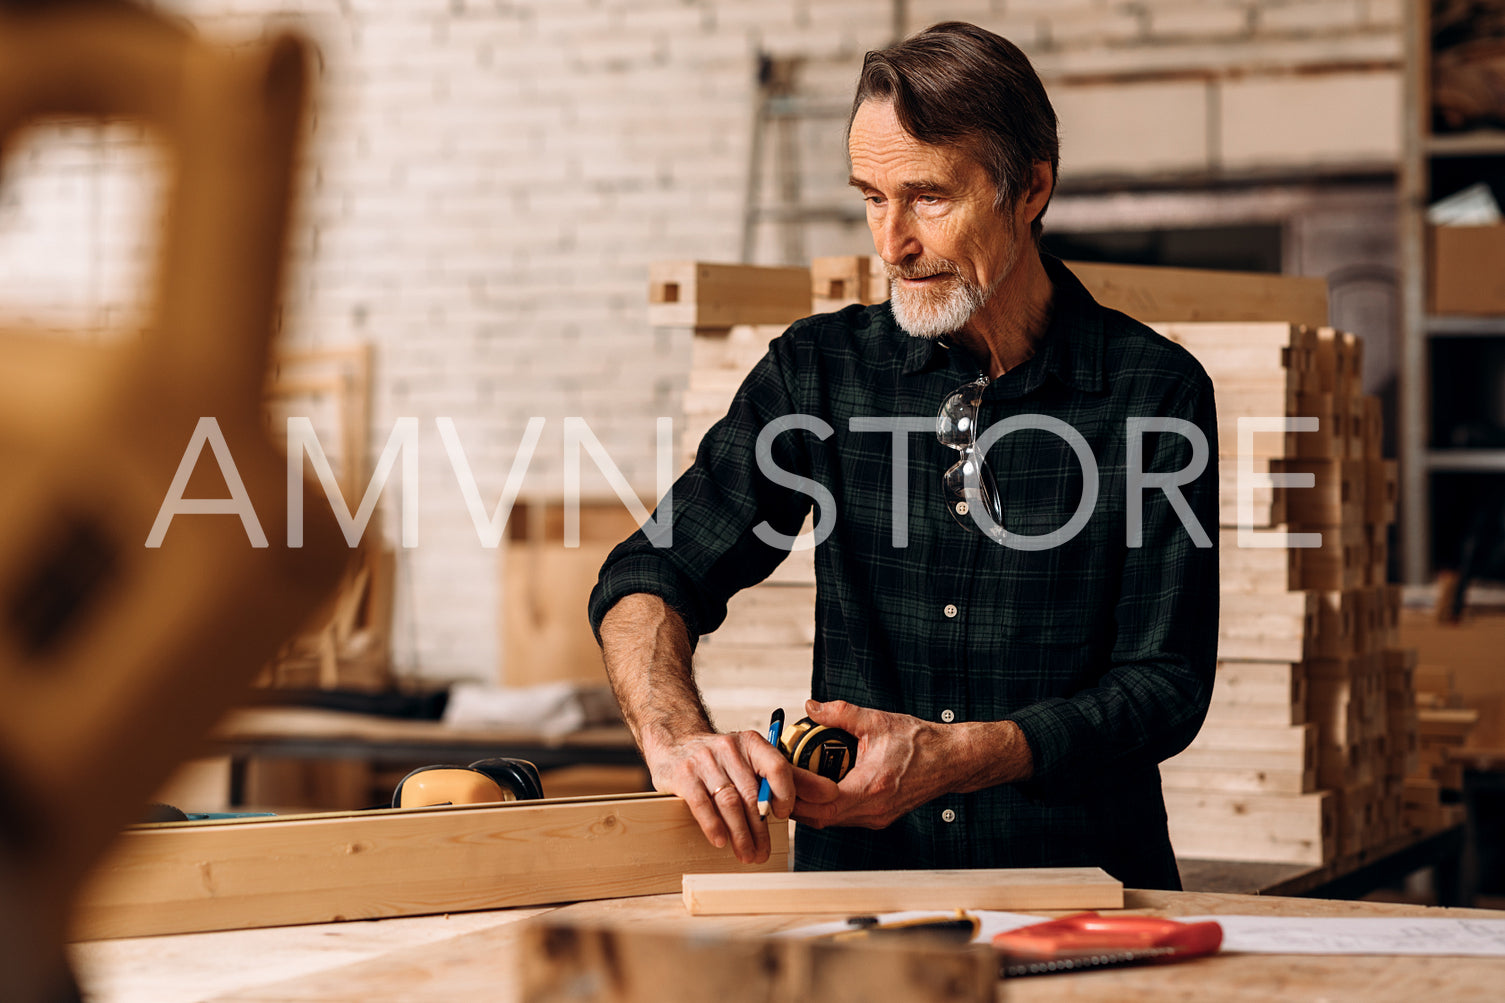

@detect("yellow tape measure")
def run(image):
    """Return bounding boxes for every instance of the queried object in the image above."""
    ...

[778,717,858,782]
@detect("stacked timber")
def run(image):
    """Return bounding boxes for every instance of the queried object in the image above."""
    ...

[1155,322,1417,866]
[650,257,1426,873]
[1403,665,1477,830]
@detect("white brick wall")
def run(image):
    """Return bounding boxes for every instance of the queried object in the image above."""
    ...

[0,0,1404,682]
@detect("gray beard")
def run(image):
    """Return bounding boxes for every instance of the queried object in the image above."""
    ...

[889,272,991,340]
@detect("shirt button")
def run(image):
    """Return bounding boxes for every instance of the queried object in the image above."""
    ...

[943,603,958,618]
[941,709,956,723]
[941,808,957,823]
[955,501,969,516]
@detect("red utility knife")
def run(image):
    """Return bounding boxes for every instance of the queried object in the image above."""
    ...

[992,912,1223,977]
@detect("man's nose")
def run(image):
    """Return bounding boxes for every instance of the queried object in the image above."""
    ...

[874,207,921,265]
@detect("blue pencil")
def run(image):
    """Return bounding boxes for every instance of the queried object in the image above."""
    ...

[757,707,785,820]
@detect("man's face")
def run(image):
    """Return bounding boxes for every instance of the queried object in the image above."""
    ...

[848,100,1024,340]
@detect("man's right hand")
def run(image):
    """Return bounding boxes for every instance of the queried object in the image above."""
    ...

[642,728,795,865]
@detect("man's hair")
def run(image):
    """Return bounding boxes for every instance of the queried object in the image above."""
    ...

[849,21,1059,242]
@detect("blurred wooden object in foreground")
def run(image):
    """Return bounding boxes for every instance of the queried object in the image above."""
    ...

[0,3,344,999]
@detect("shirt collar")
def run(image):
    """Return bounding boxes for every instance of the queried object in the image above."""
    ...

[894,253,1106,395]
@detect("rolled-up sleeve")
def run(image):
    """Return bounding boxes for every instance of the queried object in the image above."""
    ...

[588,329,816,648]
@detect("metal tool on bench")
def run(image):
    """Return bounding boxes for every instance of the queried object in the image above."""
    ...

[777,716,858,782]
[391,757,544,808]
[992,912,1223,977]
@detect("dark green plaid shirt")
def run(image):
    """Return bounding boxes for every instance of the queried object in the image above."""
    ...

[590,257,1218,889]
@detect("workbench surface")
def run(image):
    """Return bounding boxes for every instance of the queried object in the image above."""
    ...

[71,888,1505,1002]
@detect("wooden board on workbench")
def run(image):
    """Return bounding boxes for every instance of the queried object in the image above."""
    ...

[681,866,1122,915]
[521,920,994,1003]
[74,794,785,940]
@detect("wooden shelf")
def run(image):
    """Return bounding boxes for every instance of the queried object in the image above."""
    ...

[1426,450,1505,473]
[1427,316,1505,336]
[1398,0,1505,581]
[1424,131,1505,158]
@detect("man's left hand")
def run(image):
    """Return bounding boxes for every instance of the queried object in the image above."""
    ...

[790,699,960,830]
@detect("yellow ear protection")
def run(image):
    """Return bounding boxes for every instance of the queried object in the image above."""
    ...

[777,717,858,782]
[391,757,544,809]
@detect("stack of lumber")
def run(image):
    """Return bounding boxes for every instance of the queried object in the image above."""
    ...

[1153,321,1418,866]
[648,258,1422,872]
[1402,665,1477,830]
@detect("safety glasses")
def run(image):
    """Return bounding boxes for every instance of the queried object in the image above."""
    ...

[936,375,1003,536]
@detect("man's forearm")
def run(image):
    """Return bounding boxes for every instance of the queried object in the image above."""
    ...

[598,593,712,752]
[946,719,1035,791]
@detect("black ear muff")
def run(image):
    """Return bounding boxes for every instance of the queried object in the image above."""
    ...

[778,717,857,782]
[469,757,545,801]
[391,764,513,809]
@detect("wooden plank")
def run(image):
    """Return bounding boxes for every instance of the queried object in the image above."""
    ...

[1271,459,1366,526]
[810,254,889,313]
[681,866,1122,915]
[1165,789,1337,865]
[702,687,813,735]
[1220,459,1288,527]
[1365,458,1399,525]
[1219,590,1317,663]
[1216,660,1306,706]
[1205,662,1306,727]
[74,794,787,940]
[688,323,785,373]
[1187,722,1314,754]
[522,920,995,1003]
[1295,522,1368,591]
[648,261,811,329]
[714,585,817,646]
[1168,744,1315,773]
[1161,762,1316,794]
[502,500,644,687]
[1363,395,1384,458]
[1314,327,1363,399]
[1152,320,1316,370]
[1069,260,1329,327]
[1220,528,1301,591]
[1293,392,1349,459]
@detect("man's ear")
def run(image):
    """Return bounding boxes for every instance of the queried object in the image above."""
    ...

[1017,159,1054,228]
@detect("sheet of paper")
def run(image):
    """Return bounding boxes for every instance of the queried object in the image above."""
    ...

[1179,915,1505,956]
[785,911,1505,957]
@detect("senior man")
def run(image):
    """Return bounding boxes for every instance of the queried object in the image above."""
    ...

[589,21,1218,891]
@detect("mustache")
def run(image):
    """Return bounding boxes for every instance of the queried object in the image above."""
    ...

[886,258,963,281]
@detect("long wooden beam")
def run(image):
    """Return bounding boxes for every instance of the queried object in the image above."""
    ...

[681,866,1122,915]
[1069,260,1330,327]
[73,794,787,940]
